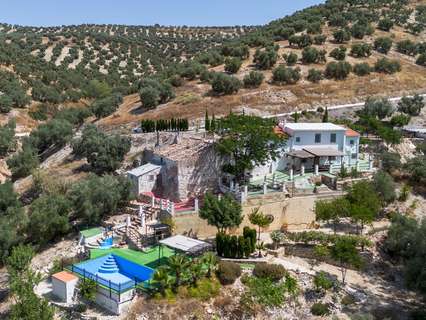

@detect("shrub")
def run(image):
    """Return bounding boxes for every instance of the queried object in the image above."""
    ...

[398,94,425,116]
[350,43,372,58]
[313,35,327,45]
[253,47,278,70]
[374,37,393,54]
[283,52,298,66]
[353,63,372,76]
[396,40,417,56]
[243,226,257,253]
[325,61,352,80]
[341,294,356,306]
[416,53,426,67]
[253,263,287,281]
[272,66,301,84]
[216,261,241,285]
[224,57,242,74]
[211,73,242,95]
[307,68,323,83]
[311,302,330,316]
[78,279,97,302]
[186,278,221,301]
[243,71,264,88]
[333,29,351,43]
[0,120,16,156]
[289,34,312,48]
[329,46,347,61]
[301,47,326,64]
[375,58,401,74]
[240,276,287,309]
[7,147,40,180]
[378,18,394,31]
[313,271,334,292]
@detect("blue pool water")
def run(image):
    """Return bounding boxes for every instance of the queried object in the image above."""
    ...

[72,254,154,292]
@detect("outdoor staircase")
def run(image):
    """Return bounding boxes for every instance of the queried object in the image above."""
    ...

[98,255,119,274]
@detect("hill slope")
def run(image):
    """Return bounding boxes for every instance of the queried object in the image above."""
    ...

[0,0,425,133]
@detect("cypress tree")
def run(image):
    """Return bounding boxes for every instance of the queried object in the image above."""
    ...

[211,113,216,132]
[322,107,329,122]
[205,110,210,131]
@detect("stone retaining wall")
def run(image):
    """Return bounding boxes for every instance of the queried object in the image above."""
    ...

[174,192,344,238]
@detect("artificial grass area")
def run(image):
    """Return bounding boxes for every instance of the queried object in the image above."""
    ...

[90,246,175,269]
[80,227,103,238]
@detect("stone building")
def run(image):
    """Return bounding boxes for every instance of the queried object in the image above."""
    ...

[128,135,222,202]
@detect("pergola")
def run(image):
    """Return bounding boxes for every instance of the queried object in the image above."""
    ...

[159,235,212,257]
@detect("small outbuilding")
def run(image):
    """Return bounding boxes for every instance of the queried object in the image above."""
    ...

[127,163,162,195]
[52,271,79,304]
[159,235,212,256]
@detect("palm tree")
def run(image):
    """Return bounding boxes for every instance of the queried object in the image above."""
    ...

[167,254,190,288]
[189,259,204,286]
[201,252,217,278]
[255,241,265,257]
[152,266,172,295]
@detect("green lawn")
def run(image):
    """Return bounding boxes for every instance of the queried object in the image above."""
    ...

[80,227,103,238]
[90,246,175,269]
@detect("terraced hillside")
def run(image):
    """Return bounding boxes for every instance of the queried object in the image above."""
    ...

[0,23,253,130]
[0,0,426,134]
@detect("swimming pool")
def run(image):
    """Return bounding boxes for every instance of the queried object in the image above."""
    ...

[99,236,113,249]
[71,254,155,292]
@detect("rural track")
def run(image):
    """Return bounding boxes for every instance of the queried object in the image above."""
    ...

[263,93,426,119]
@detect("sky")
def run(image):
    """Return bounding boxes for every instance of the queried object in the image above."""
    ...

[0,0,324,27]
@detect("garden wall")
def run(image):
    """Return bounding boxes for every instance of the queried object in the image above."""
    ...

[174,192,343,238]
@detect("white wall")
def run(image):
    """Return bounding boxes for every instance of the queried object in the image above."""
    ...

[52,278,78,304]
[95,287,134,315]
[289,130,345,151]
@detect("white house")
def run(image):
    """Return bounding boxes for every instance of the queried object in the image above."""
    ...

[251,122,362,178]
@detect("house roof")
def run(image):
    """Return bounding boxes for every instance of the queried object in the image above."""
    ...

[284,122,345,132]
[127,163,162,177]
[345,128,360,137]
[52,271,78,283]
[303,147,345,157]
[287,150,315,159]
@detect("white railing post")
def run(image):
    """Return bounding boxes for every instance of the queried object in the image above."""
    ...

[263,182,267,195]
[315,164,319,176]
[301,165,305,176]
[290,168,294,181]
[194,198,199,212]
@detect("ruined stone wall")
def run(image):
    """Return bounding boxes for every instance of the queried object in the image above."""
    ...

[176,144,223,200]
[174,193,343,238]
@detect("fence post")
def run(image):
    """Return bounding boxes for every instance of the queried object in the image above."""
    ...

[109,280,112,298]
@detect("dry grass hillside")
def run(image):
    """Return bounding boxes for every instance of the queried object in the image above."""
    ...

[99,10,426,129]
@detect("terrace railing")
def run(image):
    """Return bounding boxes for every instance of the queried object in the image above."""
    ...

[68,264,141,294]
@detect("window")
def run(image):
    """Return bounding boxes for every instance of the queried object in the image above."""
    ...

[315,133,321,143]
[295,136,301,143]
[149,175,155,181]
[330,133,336,143]
[351,153,357,159]
[349,140,354,145]
[329,156,336,161]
